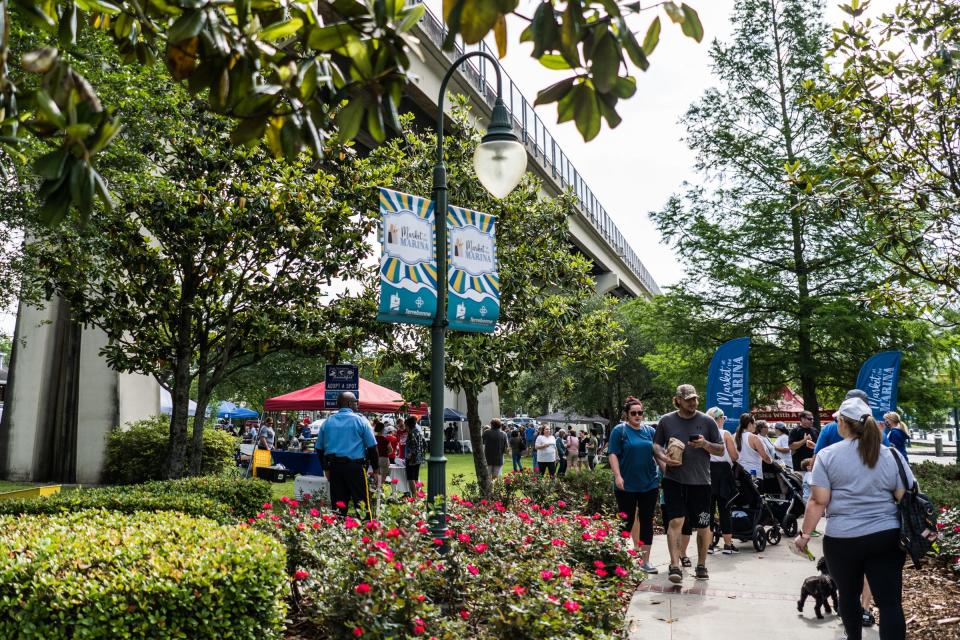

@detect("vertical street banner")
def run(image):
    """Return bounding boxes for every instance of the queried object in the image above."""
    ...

[856,351,902,419]
[376,188,437,325]
[446,204,500,333]
[705,337,750,433]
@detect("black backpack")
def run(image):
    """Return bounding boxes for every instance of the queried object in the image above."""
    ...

[890,451,939,566]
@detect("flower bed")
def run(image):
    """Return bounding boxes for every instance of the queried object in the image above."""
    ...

[254,486,645,639]
[0,510,288,640]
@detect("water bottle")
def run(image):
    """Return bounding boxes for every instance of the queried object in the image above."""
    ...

[750,469,757,478]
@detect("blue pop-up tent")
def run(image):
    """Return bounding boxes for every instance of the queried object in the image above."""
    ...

[217,401,259,420]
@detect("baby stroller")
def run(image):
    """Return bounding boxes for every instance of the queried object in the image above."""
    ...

[763,463,805,537]
[713,462,783,551]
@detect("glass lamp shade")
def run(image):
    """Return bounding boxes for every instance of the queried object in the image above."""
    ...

[473,139,527,199]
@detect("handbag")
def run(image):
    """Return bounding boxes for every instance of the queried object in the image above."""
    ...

[890,450,939,566]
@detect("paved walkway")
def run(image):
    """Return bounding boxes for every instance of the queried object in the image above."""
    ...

[626,527,879,640]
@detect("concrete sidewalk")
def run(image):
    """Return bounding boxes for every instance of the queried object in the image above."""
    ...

[625,530,879,640]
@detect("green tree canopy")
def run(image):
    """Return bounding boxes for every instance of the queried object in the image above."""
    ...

[357,106,624,494]
[650,0,942,423]
[812,0,960,308]
[2,0,702,222]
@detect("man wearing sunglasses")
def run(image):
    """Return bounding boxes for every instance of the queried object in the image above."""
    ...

[653,384,724,584]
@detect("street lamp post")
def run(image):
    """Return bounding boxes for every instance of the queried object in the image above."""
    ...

[427,51,526,544]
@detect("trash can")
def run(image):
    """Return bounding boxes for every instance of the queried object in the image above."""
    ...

[934,434,943,457]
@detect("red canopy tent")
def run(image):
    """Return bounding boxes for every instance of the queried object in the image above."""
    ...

[753,386,834,423]
[264,377,426,415]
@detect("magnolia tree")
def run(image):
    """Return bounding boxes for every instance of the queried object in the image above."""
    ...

[351,108,624,495]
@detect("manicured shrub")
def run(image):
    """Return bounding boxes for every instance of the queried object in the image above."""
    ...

[458,467,619,517]
[254,489,644,639]
[938,506,960,574]
[913,461,960,509]
[0,510,288,639]
[0,476,270,523]
[102,414,236,484]
[140,475,272,519]
[0,486,235,523]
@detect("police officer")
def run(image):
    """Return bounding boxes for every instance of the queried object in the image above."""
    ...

[316,392,378,518]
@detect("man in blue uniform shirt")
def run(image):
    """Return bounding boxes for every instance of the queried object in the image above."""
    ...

[316,392,378,518]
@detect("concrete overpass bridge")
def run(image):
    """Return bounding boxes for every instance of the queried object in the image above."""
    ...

[405,5,659,299]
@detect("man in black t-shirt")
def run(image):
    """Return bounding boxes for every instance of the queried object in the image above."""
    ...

[788,411,819,470]
[653,384,724,584]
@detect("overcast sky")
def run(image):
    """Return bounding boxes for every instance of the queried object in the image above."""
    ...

[484,0,897,291]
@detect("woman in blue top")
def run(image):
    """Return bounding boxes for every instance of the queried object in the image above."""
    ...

[883,412,909,460]
[608,396,660,574]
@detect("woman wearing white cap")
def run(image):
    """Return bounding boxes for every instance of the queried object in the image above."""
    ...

[794,396,915,640]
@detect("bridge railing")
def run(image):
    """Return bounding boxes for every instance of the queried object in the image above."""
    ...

[414,5,661,296]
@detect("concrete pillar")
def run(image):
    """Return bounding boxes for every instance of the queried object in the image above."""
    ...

[595,272,620,295]
[0,298,159,484]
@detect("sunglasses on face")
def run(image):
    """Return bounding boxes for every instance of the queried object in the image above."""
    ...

[628,410,644,416]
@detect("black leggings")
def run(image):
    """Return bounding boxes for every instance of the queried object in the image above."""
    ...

[823,529,905,640]
[538,461,556,477]
[710,493,732,535]
[614,488,659,546]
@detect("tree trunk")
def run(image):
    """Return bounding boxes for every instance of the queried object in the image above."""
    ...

[166,358,192,479]
[465,388,491,497]
[770,0,820,425]
[188,347,210,476]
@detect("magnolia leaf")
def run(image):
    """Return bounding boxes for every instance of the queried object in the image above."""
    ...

[642,16,661,56]
[680,4,703,42]
[494,15,508,58]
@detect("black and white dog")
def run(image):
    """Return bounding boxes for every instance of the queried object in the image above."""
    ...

[797,557,838,619]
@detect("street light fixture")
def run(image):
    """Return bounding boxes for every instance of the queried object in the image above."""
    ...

[427,51,525,544]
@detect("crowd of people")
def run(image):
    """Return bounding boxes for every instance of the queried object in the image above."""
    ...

[226,385,916,640]
[604,384,915,640]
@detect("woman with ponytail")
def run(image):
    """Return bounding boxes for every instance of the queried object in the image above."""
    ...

[734,413,771,483]
[794,397,916,640]
[608,396,660,574]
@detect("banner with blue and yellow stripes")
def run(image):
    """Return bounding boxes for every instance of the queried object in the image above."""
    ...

[446,204,499,333]
[376,188,437,325]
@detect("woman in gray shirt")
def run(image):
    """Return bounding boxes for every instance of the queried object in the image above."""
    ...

[794,397,914,640]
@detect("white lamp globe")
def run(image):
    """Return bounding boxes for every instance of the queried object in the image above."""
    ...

[473,98,526,199]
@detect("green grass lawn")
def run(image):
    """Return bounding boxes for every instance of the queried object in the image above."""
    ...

[268,452,493,501]
[0,481,34,494]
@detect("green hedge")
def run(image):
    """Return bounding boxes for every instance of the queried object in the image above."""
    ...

[0,477,271,524]
[103,415,236,484]
[914,461,960,508]
[140,475,272,519]
[0,510,287,640]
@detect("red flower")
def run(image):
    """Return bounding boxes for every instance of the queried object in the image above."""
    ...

[365,556,378,566]
[593,560,606,569]
[540,570,555,580]
[391,477,399,484]
[954,526,960,534]
[262,502,273,510]
[458,533,471,543]
[618,511,628,519]
[416,594,427,602]
[280,496,290,504]
[467,564,480,575]
[310,508,320,517]
[615,566,629,577]
[558,564,572,577]
[335,501,346,509]
[387,527,402,538]
[595,568,608,577]
[355,583,372,594]
[344,517,360,529]
[620,530,631,538]
[459,609,470,620]
[512,585,527,596]
[302,493,312,500]
[433,538,444,546]
[353,627,363,637]
[563,600,581,613]
[473,543,488,553]
[937,522,946,530]
[581,532,593,541]
[293,570,309,580]
[557,500,567,508]
[551,538,566,547]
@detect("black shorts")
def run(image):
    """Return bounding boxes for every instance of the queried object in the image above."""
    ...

[661,478,711,529]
